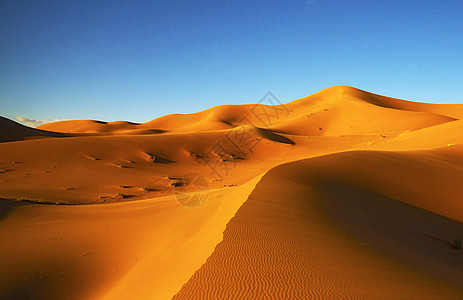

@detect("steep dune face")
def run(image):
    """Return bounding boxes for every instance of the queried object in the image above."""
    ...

[2,86,463,299]
[335,86,463,119]
[0,117,67,142]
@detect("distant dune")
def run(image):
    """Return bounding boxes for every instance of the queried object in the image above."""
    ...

[1,86,463,299]
[38,120,142,134]
[38,86,459,135]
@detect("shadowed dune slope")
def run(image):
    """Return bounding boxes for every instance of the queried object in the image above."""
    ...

[0,117,67,143]
[174,148,463,299]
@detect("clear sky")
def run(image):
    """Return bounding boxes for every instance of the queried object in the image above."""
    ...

[1,0,463,125]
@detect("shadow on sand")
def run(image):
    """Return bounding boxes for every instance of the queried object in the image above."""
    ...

[0,198,23,221]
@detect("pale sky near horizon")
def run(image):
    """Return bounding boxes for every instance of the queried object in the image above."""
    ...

[1,0,463,126]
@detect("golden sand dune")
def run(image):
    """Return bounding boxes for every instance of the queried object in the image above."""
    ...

[37,120,142,134]
[174,148,463,299]
[38,86,458,135]
[1,86,463,299]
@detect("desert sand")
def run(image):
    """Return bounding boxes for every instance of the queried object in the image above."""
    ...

[1,86,463,299]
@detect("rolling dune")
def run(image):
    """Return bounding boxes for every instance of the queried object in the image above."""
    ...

[1,86,463,299]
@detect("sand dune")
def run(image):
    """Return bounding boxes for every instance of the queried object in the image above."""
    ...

[0,117,68,143]
[38,86,461,135]
[37,120,141,133]
[0,176,262,299]
[174,149,463,299]
[1,86,463,299]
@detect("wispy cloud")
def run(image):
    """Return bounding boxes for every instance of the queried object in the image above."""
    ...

[14,116,66,128]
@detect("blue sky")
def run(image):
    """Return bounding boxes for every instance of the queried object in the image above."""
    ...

[1,0,463,125]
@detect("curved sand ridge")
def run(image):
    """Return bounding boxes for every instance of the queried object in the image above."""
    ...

[1,86,463,299]
[174,148,463,299]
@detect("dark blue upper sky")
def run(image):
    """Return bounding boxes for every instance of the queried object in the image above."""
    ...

[1,0,463,124]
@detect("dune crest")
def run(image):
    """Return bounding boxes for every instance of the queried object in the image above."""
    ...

[36,86,463,135]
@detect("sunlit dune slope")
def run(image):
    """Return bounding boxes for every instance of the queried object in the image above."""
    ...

[37,86,462,135]
[0,176,262,299]
[37,120,142,134]
[174,147,463,299]
[0,127,301,204]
